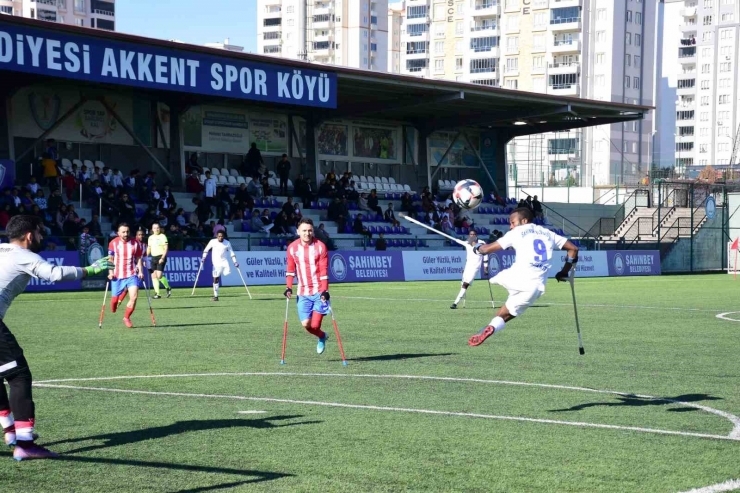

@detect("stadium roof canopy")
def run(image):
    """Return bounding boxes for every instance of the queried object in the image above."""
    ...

[0,17,649,138]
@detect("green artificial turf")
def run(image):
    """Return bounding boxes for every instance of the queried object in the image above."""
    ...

[1,274,739,492]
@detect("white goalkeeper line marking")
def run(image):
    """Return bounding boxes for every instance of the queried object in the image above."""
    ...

[677,479,740,493]
[331,296,721,313]
[35,372,740,441]
[716,312,740,322]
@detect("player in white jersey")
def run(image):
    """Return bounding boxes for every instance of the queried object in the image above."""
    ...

[201,231,239,301]
[468,207,579,346]
[0,216,109,460]
[450,230,488,309]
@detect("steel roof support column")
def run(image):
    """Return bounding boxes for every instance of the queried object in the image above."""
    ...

[305,114,319,188]
[167,104,184,187]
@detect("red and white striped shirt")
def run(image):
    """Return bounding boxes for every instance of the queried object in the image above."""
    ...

[286,238,328,296]
[108,237,143,279]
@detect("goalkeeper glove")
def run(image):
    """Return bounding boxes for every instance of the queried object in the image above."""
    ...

[320,291,330,302]
[83,256,111,276]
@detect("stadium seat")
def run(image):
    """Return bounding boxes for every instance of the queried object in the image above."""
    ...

[242,222,251,232]
[202,167,210,174]
[259,239,268,247]
[95,160,105,170]
[221,168,229,176]
[318,173,325,183]
[287,179,294,189]
[268,177,277,187]
[83,159,94,169]
[383,226,392,234]
[211,168,220,176]
[268,171,276,178]
[359,175,367,183]
[61,158,72,171]
[404,185,412,192]
[236,176,246,185]
[199,174,206,184]
[388,177,396,184]
[230,169,240,177]
[73,159,83,168]
[381,177,389,184]
[227,176,237,185]
[217,175,228,184]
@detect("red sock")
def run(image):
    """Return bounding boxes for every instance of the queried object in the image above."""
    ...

[124,306,135,319]
[110,295,119,313]
[308,312,326,339]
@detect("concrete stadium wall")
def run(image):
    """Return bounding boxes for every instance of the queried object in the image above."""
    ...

[542,203,621,237]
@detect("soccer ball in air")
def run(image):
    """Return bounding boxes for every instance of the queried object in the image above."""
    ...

[452,179,483,210]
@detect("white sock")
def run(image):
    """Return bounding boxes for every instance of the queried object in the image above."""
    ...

[15,425,34,441]
[489,316,506,333]
[213,283,219,297]
[0,413,13,429]
[454,288,466,304]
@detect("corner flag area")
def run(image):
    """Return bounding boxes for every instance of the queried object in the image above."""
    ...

[1,275,738,492]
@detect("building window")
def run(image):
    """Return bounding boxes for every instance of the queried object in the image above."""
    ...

[634,77,640,89]
[455,40,463,52]
[74,0,84,13]
[407,41,429,54]
[596,31,606,43]
[720,62,731,72]
[596,74,605,86]
[506,36,518,52]
[507,15,519,31]
[676,110,694,120]
[551,7,580,24]
[626,54,631,66]
[506,57,519,72]
[719,94,730,104]
[407,23,429,36]
[533,33,545,51]
[625,76,631,88]
[701,63,710,73]
[704,15,713,25]
[406,59,428,72]
[435,24,445,37]
[407,5,427,19]
[470,58,497,73]
[435,41,444,53]
[455,21,464,35]
[435,59,444,71]
[265,18,282,27]
[471,36,500,51]
[550,73,578,89]
[703,31,714,42]
[75,18,84,26]
[504,79,518,89]
[702,47,712,57]
[534,12,547,28]
[456,57,463,70]
[532,55,544,69]
[634,55,641,66]
[636,12,642,25]
[635,34,641,46]
[596,9,607,21]
[626,32,632,44]
[626,10,632,22]
[596,53,605,64]
[701,80,710,89]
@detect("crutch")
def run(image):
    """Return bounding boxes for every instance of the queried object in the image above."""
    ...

[328,304,348,367]
[142,268,157,327]
[191,259,204,296]
[569,269,585,355]
[399,213,468,246]
[98,281,109,329]
[236,268,253,299]
[280,296,289,365]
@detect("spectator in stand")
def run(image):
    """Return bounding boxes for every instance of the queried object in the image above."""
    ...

[346,180,359,201]
[78,165,91,184]
[525,196,533,211]
[62,204,80,237]
[88,214,103,237]
[186,171,203,194]
[26,177,40,195]
[10,189,21,209]
[203,171,217,215]
[281,197,296,217]
[100,167,112,187]
[315,223,336,250]
[235,182,251,205]
[144,172,156,194]
[328,197,347,233]
[40,152,59,190]
[441,214,454,236]
[0,204,10,230]
[375,232,387,251]
[532,195,543,219]
[55,204,67,234]
[194,197,212,225]
[384,203,398,225]
[47,189,63,215]
[150,183,161,205]
[277,154,291,195]
[245,143,264,180]
[118,193,136,226]
[20,191,34,208]
[289,207,302,236]
[111,169,124,189]
[401,192,414,215]
[262,177,273,198]
[61,171,76,201]
[34,190,47,211]
[249,210,264,232]
[353,213,372,240]
[78,224,97,257]
[175,208,187,228]
[318,178,334,199]
[366,189,382,217]
[45,138,58,161]
[216,186,232,220]
[168,223,184,251]
[247,177,263,199]
[188,154,203,175]
[0,188,13,208]
[260,208,273,233]
[272,211,291,236]
[161,184,175,208]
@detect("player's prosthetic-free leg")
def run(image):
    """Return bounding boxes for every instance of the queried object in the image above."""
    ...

[452,282,470,309]
[469,304,514,347]
[212,276,220,300]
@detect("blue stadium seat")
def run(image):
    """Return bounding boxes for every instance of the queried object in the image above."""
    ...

[369,239,376,247]
[344,224,352,234]
[383,226,392,234]
[259,239,268,247]
[242,222,252,232]
[270,211,278,220]
[271,199,279,208]
[310,201,317,209]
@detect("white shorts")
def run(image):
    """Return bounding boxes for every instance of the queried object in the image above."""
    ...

[462,266,479,285]
[490,271,544,317]
[212,262,231,278]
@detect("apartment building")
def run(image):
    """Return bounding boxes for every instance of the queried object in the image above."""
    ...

[0,0,115,30]
[396,0,655,186]
[256,0,388,71]
[388,4,403,73]
[669,0,740,174]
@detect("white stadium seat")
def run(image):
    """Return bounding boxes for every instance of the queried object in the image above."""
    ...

[227,176,237,185]
[72,159,83,168]
[199,174,206,184]
[217,175,228,184]
[210,168,220,176]
[61,158,72,170]
[202,167,210,174]
[404,185,412,192]
[83,159,94,169]
[388,177,396,184]
[359,175,367,183]
[268,177,278,187]
[236,176,246,185]
[95,160,105,170]
[318,173,325,183]
[230,169,240,177]
[381,177,389,184]
[287,179,294,189]
[221,168,229,177]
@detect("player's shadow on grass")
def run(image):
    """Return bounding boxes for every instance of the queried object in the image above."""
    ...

[46,415,320,454]
[0,451,292,492]
[549,394,722,413]
[336,352,458,362]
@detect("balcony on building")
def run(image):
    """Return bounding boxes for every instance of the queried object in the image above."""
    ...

[550,7,581,32]
[405,58,429,74]
[56,0,66,10]
[33,0,58,10]
[473,0,500,16]
[263,45,282,56]
[676,97,695,109]
[676,78,696,95]
[403,22,429,41]
[313,1,332,16]
[548,59,580,75]
[548,73,579,96]
[313,40,335,57]
[405,41,429,58]
[36,8,57,21]
[470,36,500,56]
[550,35,580,53]
[471,19,498,35]
[469,58,497,75]
[90,0,114,17]
[680,7,697,18]
[549,0,582,8]
[312,13,334,30]
[263,17,282,31]
[678,46,696,64]
[263,31,281,42]
[676,109,695,122]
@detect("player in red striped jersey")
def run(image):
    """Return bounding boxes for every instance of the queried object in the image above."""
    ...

[108,223,144,328]
[284,218,331,354]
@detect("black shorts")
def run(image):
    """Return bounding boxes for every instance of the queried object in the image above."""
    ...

[0,319,29,378]
[151,256,167,272]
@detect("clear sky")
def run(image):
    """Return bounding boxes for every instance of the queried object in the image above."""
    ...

[117,0,403,53]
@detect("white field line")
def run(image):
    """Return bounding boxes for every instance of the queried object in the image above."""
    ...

[678,479,740,493]
[34,372,740,440]
[33,383,740,443]
[716,312,740,322]
[237,410,267,414]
